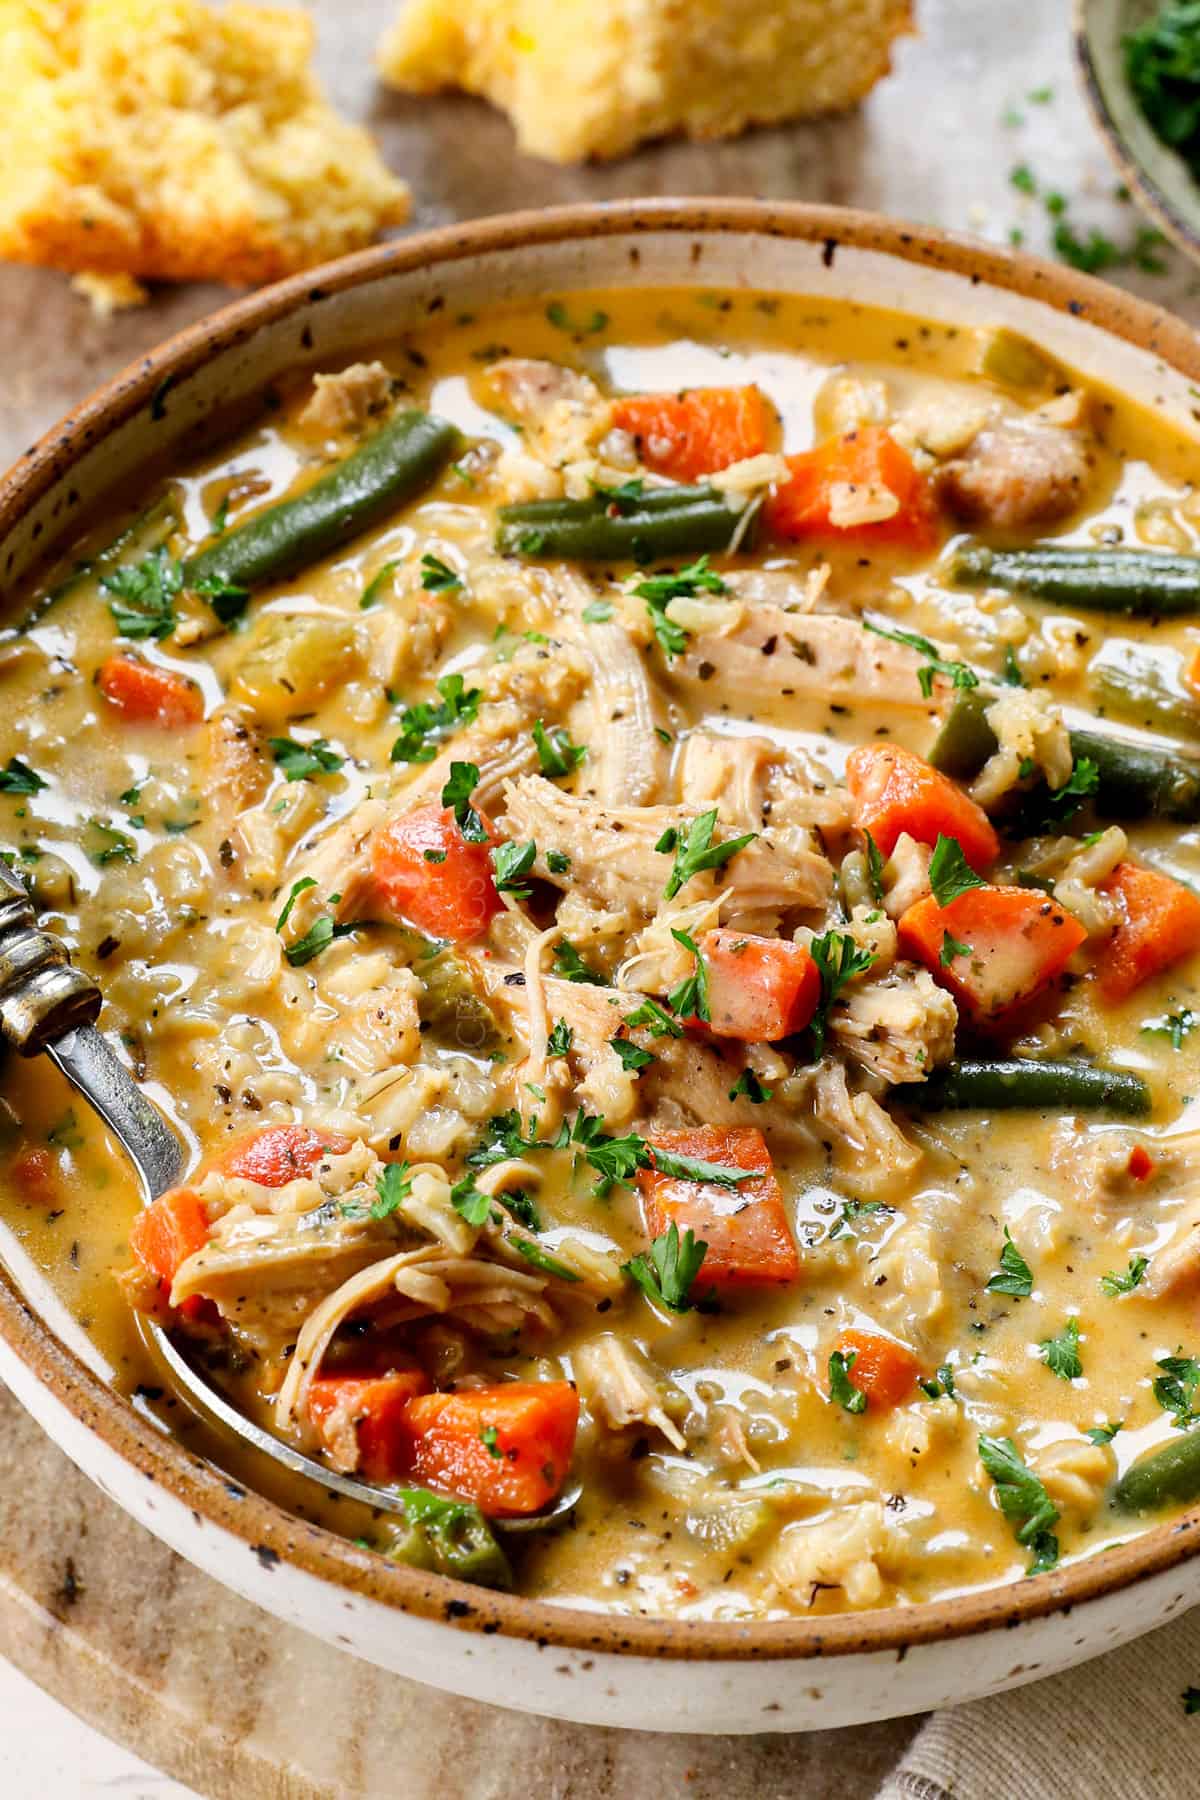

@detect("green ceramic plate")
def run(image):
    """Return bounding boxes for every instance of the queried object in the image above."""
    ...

[1075,0,1200,262]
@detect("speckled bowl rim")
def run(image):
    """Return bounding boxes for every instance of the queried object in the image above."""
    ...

[1073,0,1200,266]
[5,197,1200,1662]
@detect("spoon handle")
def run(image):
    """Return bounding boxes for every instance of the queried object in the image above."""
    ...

[48,1026,185,1201]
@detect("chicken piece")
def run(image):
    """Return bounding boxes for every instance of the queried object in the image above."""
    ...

[678,730,773,825]
[299,361,395,434]
[573,1334,686,1448]
[561,587,668,805]
[804,1060,922,1198]
[203,706,270,838]
[767,1501,893,1609]
[673,607,944,713]
[936,419,1097,530]
[479,357,612,465]
[473,958,640,1123]
[970,688,1073,811]
[498,774,832,920]
[828,964,957,1084]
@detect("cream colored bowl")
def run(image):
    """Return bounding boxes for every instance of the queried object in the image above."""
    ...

[4,202,1200,1732]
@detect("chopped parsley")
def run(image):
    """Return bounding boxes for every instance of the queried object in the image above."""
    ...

[929,834,986,907]
[863,619,979,699]
[1086,1420,1124,1446]
[390,673,482,764]
[863,829,885,904]
[1143,1007,1197,1050]
[546,1019,574,1058]
[450,1174,493,1227]
[533,718,587,778]
[480,1425,502,1458]
[511,1237,581,1282]
[591,476,646,513]
[84,820,136,867]
[828,1350,867,1415]
[658,807,756,900]
[546,849,571,874]
[545,301,608,335]
[275,875,317,932]
[941,929,972,966]
[1126,6,1200,184]
[102,549,182,640]
[441,761,489,843]
[552,940,608,985]
[490,839,536,896]
[582,599,614,623]
[561,1110,648,1195]
[633,555,727,661]
[665,926,710,1023]
[1154,1352,1200,1428]
[728,1067,772,1104]
[1002,643,1026,687]
[1012,756,1099,835]
[610,1035,655,1072]
[807,929,876,1059]
[268,736,344,781]
[420,553,463,593]
[1100,1254,1149,1297]
[371,1161,413,1220]
[626,993,684,1037]
[828,1198,890,1240]
[359,558,400,610]
[284,910,360,967]
[978,1434,1060,1574]
[623,1221,708,1313]
[1039,1317,1082,1381]
[919,1364,958,1401]
[0,757,46,796]
[986,1227,1034,1299]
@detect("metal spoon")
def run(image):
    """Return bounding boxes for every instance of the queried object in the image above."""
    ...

[0,862,578,1531]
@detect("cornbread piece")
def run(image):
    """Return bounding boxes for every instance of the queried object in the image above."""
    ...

[377,0,913,163]
[0,0,409,288]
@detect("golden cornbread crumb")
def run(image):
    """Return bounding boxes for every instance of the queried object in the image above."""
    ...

[0,0,410,287]
[377,0,913,163]
[70,270,149,313]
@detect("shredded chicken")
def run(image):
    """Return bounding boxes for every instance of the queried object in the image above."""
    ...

[480,357,612,465]
[971,688,1073,810]
[674,607,947,712]
[767,1501,894,1608]
[829,964,957,1084]
[573,1334,686,1449]
[300,361,394,435]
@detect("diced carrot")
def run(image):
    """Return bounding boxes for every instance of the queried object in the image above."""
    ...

[9,1147,56,1204]
[369,804,503,943]
[698,928,820,1042]
[765,426,940,550]
[215,1124,351,1188]
[308,1368,431,1483]
[129,1187,210,1318]
[1096,860,1200,1002]
[638,1125,799,1290]
[397,1381,580,1517]
[1184,645,1200,701]
[611,385,770,482]
[1127,1145,1156,1182]
[846,743,1000,870]
[835,1330,922,1409]
[899,885,1086,1022]
[98,655,204,727]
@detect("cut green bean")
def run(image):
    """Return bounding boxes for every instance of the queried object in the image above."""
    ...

[1114,1430,1200,1514]
[495,487,754,562]
[951,543,1200,616]
[930,690,1200,822]
[895,1058,1152,1116]
[384,1486,513,1589]
[183,410,459,592]
[1090,647,1200,739]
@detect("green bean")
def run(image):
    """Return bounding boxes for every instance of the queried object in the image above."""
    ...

[384,1486,513,1589]
[1114,1429,1200,1514]
[894,1058,1152,1116]
[183,410,459,592]
[930,691,1200,821]
[495,487,754,562]
[950,543,1200,616]
[1090,647,1200,738]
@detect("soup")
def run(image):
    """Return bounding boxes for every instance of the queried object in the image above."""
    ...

[5,287,1200,1620]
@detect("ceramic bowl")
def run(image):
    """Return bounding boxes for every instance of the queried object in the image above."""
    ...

[1075,0,1200,263]
[4,201,1200,1733]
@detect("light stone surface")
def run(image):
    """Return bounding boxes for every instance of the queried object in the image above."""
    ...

[2,1,1199,1794]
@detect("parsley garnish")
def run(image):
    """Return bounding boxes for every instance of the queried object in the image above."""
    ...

[1101,1254,1149,1296]
[919,1363,958,1401]
[1012,757,1099,835]
[450,1174,493,1227]
[929,834,986,907]
[1154,1352,1200,1428]
[808,930,876,1058]
[1143,1008,1197,1050]
[420,553,462,593]
[490,839,536,896]
[633,555,727,661]
[545,301,608,335]
[480,1425,502,1458]
[1126,7,1200,188]
[863,619,979,699]
[390,673,482,765]
[591,476,646,513]
[828,1198,890,1240]
[610,1035,654,1071]
[659,808,756,900]
[546,849,571,874]
[84,820,136,866]
[511,1237,581,1281]
[0,757,46,795]
[665,927,710,1023]
[275,875,317,932]
[533,719,587,778]
[625,994,683,1037]
[268,736,344,781]
[1086,1420,1123,1446]
[978,1434,1060,1574]
[102,549,181,640]
[649,1144,754,1187]
[728,1067,772,1103]
[863,829,885,904]
[547,1019,573,1058]
[1039,1317,1082,1381]
[284,910,360,967]
[552,940,608,985]
[359,558,400,610]
[442,762,489,843]
[941,929,972,966]
[1002,644,1025,687]
[986,1227,1033,1298]
[582,599,614,623]
[623,1221,708,1313]
[828,1350,868,1415]
[371,1162,412,1220]
[560,1110,648,1195]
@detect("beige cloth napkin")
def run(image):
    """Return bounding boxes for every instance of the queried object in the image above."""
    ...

[876,1608,1200,1799]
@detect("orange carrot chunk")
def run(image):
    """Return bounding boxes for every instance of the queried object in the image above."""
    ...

[98,655,204,727]
[216,1123,351,1187]
[369,803,503,943]
[308,1368,431,1483]
[699,928,821,1042]
[611,385,769,482]
[899,885,1087,1022]
[1096,860,1200,1002]
[398,1382,580,1517]
[836,1330,922,1409]
[638,1125,799,1290]
[129,1187,211,1319]
[765,426,940,550]
[846,742,1000,870]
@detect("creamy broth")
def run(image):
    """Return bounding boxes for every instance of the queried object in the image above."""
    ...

[5,286,1200,1618]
